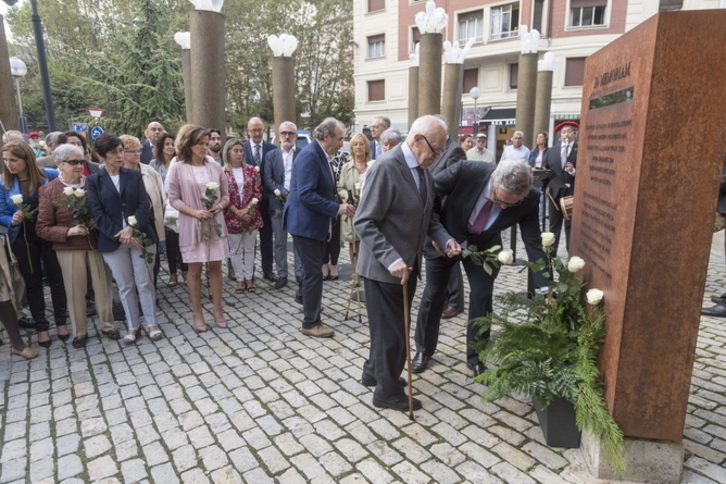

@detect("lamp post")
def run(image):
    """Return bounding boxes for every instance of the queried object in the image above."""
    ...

[9,56,27,133]
[0,12,19,131]
[189,0,225,134]
[442,38,473,139]
[514,26,540,145]
[415,0,448,116]
[30,0,56,131]
[469,86,480,134]
[267,34,298,140]
[533,52,557,148]
[174,32,192,122]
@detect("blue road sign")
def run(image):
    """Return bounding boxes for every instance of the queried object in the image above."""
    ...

[91,127,104,139]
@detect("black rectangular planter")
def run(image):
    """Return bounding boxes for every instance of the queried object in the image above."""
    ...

[533,397,582,448]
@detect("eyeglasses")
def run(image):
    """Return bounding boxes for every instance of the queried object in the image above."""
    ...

[279,131,296,136]
[125,150,142,155]
[61,159,84,166]
[420,135,444,158]
[491,188,522,208]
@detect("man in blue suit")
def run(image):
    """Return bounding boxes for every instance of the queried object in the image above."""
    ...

[369,116,390,160]
[283,118,355,338]
[140,121,164,165]
[244,117,277,281]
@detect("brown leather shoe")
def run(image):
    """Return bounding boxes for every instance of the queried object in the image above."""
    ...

[441,306,463,319]
[301,325,334,338]
[11,346,38,360]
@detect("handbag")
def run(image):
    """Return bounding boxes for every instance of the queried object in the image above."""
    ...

[164,200,179,233]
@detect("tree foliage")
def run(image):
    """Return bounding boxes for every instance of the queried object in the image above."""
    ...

[5,0,353,137]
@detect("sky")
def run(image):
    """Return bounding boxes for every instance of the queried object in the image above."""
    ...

[0,0,24,41]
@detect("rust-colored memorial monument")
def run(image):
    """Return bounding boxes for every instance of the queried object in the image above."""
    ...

[570,10,726,482]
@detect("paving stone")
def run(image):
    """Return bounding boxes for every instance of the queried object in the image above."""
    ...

[172,445,198,472]
[0,457,26,482]
[257,445,290,474]
[87,455,119,481]
[199,445,229,472]
[120,458,148,483]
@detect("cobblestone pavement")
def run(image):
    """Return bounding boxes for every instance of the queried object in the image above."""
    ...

[1,231,726,484]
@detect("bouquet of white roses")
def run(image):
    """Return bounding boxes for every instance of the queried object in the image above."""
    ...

[10,193,38,272]
[199,181,222,244]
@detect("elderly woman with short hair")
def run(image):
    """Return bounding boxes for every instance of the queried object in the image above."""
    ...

[380,128,402,153]
[36,144,119,348]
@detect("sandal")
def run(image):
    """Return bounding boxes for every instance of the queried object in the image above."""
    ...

[214,311,227,329]
[235,282,247,294]
[245,280,256,293]
[146,325,163,341]
[193,319,209,333]
[182,271,188,285]
[167,274,178,287]
[123,329,139,345]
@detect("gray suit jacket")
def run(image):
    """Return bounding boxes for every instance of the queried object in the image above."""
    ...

[354,145,451,284]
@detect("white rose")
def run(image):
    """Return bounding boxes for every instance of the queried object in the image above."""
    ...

[10,194,23,206]
[74,188,86,198]
[127,215,138,226]
[567,256,585,273]
[63,187,75,197]
[250,198,259,206]
[586,289,604,305]
[355,182,362,191]
[497,249,514,264]
[255,166,260,172]
[274,189,281,197]
[206,182,219,191]
[541,232,556,247]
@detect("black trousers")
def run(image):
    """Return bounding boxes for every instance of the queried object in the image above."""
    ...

[12,228,67,331]
[548,197,572,256]
[292,235,326,329]
[165,228,187,275]
[259,197,274,274]
[323,217,341,266]
[361,274,417,399]
[415,255,497,365]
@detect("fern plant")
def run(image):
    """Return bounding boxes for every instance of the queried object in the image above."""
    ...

[470,238,626,475]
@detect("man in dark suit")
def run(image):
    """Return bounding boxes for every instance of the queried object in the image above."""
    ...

[264,121,302,290]
[702,154,726,316]
[284,118,355,338]
[545,121,578,256]
[368,116,390,160]
[244,117,277,281]
[355,115,460,412]
[413,159,548,376]
[140,121,164,165]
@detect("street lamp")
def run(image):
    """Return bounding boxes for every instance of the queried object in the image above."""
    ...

[469,86,480,132]
[9,56,27,133]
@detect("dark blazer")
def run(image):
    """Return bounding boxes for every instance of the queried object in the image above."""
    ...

[435,161,548,288]
[354,144,451,284]
[545,141,577,199]
[87,166,158,253]
[369,139,378,159]
[140,139,153,165]
[283,140,339,241]
[244,139,276,189]
[264,147,299,214]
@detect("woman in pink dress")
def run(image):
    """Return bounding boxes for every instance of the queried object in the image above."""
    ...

[166,125,230,332]
[222,139,263,294]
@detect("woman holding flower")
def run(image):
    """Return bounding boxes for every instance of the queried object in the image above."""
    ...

[86,134,161,344]
[222,139,262,294]
[0,141,67,347]
[166,125,229,332]
[36,144,119,348]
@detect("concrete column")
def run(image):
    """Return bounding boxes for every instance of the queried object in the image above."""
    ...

[532,69,553,147]
[271,56,296,138]
[514,52,538,145]
[441,63,463,140]
[408,66,419,128]
[180,48,193,123]
[418,33,442,116]
[190,10,225,134]
[0,15,19,131]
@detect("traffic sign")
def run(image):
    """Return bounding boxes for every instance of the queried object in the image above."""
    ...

[72,123,88,133]
[91,127,104,139]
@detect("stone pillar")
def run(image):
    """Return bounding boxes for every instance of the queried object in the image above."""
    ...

[271,56,296,137]
[418,33,442,116]
[180,48,193,123]
[441,63,463,140]
[190,10,225,134]
[514,52,537,144]
[408,66,419,128]
[0,15,19,131]
[570,10,726,482]
[532,69,553,147]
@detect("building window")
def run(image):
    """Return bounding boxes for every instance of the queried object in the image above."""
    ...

[564,57,586,86]
[532,0,546,34]
[368,0,385,13]
[509,63,518,90]
[368,80,385,102]
[659,0,682,11]
[463,68,478,93]
[367,35,385,59]
[491,3,520,41]
[458,10,483,44]
[570,0,606,28]
[411,27,420,53]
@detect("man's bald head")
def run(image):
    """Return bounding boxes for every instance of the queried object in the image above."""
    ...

[247,117,265,144]
[145,122,164,143]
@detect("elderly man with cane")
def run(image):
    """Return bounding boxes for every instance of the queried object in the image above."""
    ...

[355,115,460,413]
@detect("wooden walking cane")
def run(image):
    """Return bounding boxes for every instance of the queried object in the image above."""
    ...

[402,268,415,420]
[345,232,362,322]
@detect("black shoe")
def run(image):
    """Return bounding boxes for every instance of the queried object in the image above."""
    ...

[58,331,71,342]
[274,277,288,289]
[38,338,52,348]
[701,304,726,317]
[263,272,277,282]
[467,361,487,377]
[86,305,97,317]
[18,316,36,330]
[72,334,89,349]
[102,329,121,340]
[295,289,303,305]
[411,352,430,374]
[711,296,726,306]
[373,393,422,411]
[361,375,406,387]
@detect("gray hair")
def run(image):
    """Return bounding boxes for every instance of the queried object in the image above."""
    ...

[1,130,25,143]
[312,117,344,141]
[52,143,84,162]
[45,131,63,147]
[279,121,297,132]
[373,116,391,129]
[408,115,447,138]
[513,130,524,137]
[380,127,401,145]
[492,159,532,198]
